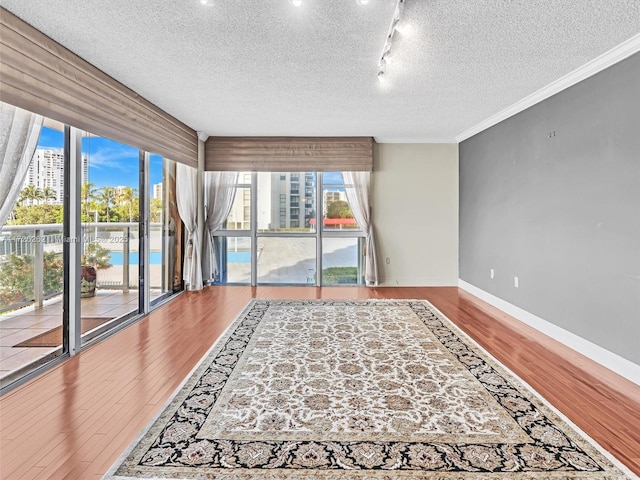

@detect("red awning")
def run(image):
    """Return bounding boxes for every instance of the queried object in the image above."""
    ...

[309,218,358,226]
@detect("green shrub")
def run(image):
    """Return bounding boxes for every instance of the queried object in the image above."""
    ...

[0,252,63,310]
[82,242,112,269]
[322,266,358,285]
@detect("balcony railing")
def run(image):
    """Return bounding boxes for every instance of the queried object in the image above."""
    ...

[0,222,162,314]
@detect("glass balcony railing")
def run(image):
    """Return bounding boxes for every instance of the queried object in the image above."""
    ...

[0,222,162,314]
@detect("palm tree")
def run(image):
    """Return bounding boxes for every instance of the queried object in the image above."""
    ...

[19,185,43,206]
[118,187,137,222]
[81,182,98,221]
[95,186,117,222]
[149,198,162,223]
[42,186,57,204]
[81,182,96,205]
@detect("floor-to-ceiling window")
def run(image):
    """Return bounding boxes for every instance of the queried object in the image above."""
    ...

[256,171,317,284]
[149,155,183,305]
[0,102,184,392]
[320,172,365,285]
[213,171,252,284]
[0,116,65,382]
[213,171,365,286]
[79,131,141,343]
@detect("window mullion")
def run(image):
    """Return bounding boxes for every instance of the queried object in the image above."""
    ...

[250,171,257,286]
[316,172,322,286]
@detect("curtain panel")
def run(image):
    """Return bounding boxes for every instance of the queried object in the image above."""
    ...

[176,164,202,290]
[0,7,198,168]
[202,171,239,283]
[343,171,379,286]
[205,137,373,172]
[0,103,43,228]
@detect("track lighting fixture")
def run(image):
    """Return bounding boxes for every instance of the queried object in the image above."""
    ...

[377,0,405,79]
[289,0,369,7]
[289,0,370,8]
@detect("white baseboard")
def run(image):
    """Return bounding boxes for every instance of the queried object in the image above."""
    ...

[458,279,640,386]
[380,278,458,287]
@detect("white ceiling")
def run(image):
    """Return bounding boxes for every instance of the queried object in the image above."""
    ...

[3,0,640,142]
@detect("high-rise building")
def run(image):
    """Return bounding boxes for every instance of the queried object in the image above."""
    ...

[324,190,345,213]
[23,149,88,204]
[267,172,315,230]
[153,183,163,200]
[225,172,316,231]
[226,172,253,230]
[113,186,128,197]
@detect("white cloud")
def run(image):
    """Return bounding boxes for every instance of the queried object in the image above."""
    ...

[86,146,138,171]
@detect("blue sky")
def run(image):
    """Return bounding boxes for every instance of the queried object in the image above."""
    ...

[38,127,163,191]
[323,172,343,185]
[37,127,344,190]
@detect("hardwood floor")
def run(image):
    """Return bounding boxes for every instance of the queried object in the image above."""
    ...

[1,286,638,479]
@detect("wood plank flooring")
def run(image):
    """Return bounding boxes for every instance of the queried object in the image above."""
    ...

[1,286,638,479]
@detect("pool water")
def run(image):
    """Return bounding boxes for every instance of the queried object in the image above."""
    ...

[108,251,250,265]
[108,252,162,265]
[228,251,250,263]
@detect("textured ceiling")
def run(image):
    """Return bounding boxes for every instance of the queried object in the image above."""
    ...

[2,0,640,142]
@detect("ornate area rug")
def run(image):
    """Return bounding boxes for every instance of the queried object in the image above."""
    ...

[104,300,635,479]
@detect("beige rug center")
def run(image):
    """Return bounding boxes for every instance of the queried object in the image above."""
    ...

[200,305,527,443]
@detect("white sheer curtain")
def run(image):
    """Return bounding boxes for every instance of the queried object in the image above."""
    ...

[202,171,238,283]
[0,104,43,228]
[343,171,378,285]
[176,163,203,290]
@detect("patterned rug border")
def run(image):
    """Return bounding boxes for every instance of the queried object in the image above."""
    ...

[409,300,638,480]
[102,299,637,480]
[103,299,261,479]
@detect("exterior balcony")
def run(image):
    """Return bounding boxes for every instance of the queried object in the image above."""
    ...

[0,222,165,385]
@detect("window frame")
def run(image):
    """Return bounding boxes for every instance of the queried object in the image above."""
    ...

[213,171,365,286]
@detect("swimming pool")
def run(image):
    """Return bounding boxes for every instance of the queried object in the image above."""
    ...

[109,251,250,265]
[228,251,250,263]
[108,252,162,265]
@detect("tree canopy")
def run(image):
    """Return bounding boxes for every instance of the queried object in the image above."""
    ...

[8,183,161,225]
[326,200,354,219]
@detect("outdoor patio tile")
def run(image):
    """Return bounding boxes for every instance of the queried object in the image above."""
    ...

[0,315,61,329]
[0,328,52,347]
[0,347,58,370]
[0,290,143,382]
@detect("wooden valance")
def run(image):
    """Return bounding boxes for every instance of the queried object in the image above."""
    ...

[205,137,373,172]
[0,7,198,167]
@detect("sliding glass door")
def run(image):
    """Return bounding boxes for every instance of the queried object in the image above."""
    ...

[0,114,66,384]
[79,131,140,344]
[0,101,184,392]
[149,155,182,305]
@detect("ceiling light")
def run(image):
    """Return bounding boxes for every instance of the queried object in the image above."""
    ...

[377,58,386,78]
[356,0,370,5]
[290,0,302,6]
[382,39,392,57]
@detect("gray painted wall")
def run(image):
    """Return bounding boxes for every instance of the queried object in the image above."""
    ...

[459,52,640,364]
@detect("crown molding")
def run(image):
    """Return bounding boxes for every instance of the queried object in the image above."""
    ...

[455,33,640,143]
[373,137,457,144]
[197,131,210,142]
